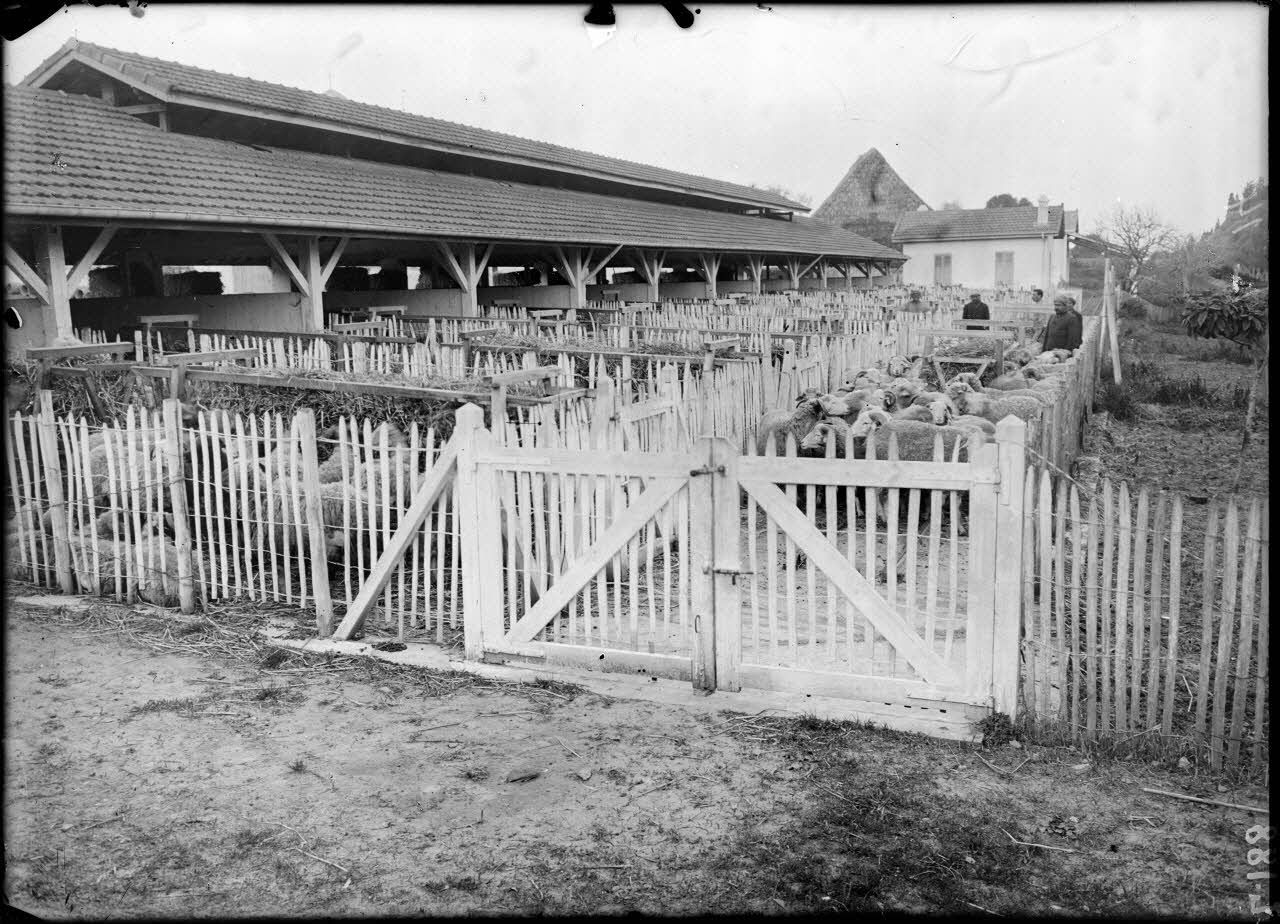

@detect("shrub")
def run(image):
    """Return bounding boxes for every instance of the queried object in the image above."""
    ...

[1095,380,1138,420]
[1119,297,1147,319]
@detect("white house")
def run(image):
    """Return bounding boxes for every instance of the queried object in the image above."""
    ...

[893,197,1070,291]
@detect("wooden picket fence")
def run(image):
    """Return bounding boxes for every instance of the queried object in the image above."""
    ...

[5,399,465,641]
[1019,464,1269,774]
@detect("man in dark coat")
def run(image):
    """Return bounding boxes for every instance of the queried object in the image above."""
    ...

[962,292,990,330]
[1042,294,1083,352]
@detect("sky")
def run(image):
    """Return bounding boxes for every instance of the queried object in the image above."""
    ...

[2,3,1268,237]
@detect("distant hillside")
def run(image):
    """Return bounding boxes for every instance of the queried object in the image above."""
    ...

[813,148,928,250]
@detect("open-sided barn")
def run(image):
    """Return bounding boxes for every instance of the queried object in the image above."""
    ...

[4,39,905,351]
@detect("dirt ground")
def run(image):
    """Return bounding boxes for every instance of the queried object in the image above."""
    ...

[3,586,1270,919]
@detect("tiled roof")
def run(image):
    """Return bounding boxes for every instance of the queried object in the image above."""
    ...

[3,87,902,261]
[25,39,808,213]
[892,205,1066,243]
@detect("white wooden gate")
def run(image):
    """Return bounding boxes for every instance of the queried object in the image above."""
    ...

[340,405,1026,740]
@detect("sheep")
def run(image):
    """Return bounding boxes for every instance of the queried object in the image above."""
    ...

[848,409,974,462]
[987,372,1035,391]
[755,395,824,456]
[817,388,891,422]
[946,372,984,392]
[894,397,955,425]
[799,417,852,456]
[838,367,888,391]
[947,382,1045,424]
[988,387,1053,405]
[886,376,924,410]
[950,414,997,438]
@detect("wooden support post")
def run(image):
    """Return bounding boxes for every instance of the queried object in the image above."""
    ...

[303,237,324,332]
[697,252,722,300]
[161,398,196,614]
[745,254,764,296]
[296,409,334,635]
[453,404,494,659]
[992,416,1026,715]
[35,225,74,341]
[37,390,75,593]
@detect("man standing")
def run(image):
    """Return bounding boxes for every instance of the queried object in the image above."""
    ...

[1030,288,1044,303]
[962,291,990,330]
[1042,294,1083,352]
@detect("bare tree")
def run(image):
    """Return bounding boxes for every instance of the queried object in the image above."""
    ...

[751,182,813,208]
[1096,204,1179,295]
[939,199,964,210]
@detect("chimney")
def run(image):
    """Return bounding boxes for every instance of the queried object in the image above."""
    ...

[1036,195,1050,227]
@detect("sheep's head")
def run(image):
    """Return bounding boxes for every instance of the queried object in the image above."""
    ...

[795,387,820,406]
[817,392,855,417]
[948,372,983,392]
[875,388,896,411]
[1051,348,1073,361]
[886,355,912,378]
[888,376,921,404]
[800,418,849,454]
[946,380,974,399]
[849,407,891,440]
[1035,351,1060,364]
[928,398,955,425]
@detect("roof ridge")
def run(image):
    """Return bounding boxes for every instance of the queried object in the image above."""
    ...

[52,40,805,211]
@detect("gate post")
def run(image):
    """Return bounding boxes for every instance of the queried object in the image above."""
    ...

[689,437,717,691]
[993,416,1027,715]
[710,437,742,691]
[455,403,498,660]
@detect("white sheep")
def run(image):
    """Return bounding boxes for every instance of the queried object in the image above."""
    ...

[817,388,891,422]
[946,372,984,392]
[894,397,955,425]
[950,414,997,438]
[948,382,1044,424]
[848,409,973,462]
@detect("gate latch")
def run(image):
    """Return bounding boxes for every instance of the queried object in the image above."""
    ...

[703,565,756,585]
[689,465,725,477]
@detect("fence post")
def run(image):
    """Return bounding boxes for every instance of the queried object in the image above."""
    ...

[295,409,334,635]
[454,403,496,660]
[710,436,741,692]
[36,390,75,594]
[992,416,1027,716]
[161,398,196,614]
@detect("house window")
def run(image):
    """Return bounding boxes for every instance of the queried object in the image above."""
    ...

[933,254,952,286]
[994,251,1015,286]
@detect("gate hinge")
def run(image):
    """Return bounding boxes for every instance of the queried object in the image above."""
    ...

[689,465,725,477]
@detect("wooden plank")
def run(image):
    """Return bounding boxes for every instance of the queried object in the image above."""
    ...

[1084,496,1099,738]
[1209,498,1241,768]
[296,410,334,634]
[1143,491,1166,731]
[710,437,742,691]
[4,241,50,304]
[36,392,75,593]
[161,399,196,613]
[1250,504,1268,766]
[1194,500,1219,739]
[27,342,135,359]
[739,456,991,491]
[1226,497,1261,766]
[744,477,959,687]
[1160,495,1183,736]
[66,224,120,294]
[261,232,310,295]
[152,349,257,366]
[1099,479,1115,732]
[1128,486,1150,732]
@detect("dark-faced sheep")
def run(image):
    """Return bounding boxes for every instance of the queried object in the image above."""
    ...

[756,396,824,456]
[817,388,890,423]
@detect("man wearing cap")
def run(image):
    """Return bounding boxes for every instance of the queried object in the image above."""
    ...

[1042,294,1083,352]
[962,292,990,330]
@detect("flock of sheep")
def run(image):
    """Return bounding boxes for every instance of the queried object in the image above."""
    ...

[756,346,1078,462]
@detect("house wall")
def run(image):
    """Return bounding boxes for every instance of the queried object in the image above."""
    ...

[901,238,1067,289]
[326,288,469,316]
